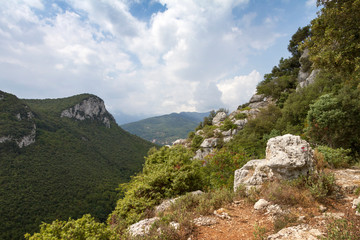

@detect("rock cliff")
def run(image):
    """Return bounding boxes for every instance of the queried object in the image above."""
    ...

[60,96,114,128]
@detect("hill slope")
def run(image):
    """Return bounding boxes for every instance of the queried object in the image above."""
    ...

[121,112,209,145]
[0,91,154,240]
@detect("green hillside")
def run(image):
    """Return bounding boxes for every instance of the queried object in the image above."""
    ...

[121,112,209,145]
[0,91,154,240]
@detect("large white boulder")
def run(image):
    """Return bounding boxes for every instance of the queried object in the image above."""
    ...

[234,134,314,191]
[212,112,227,126]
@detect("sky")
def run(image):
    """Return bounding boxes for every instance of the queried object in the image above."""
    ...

[0,0,318,122]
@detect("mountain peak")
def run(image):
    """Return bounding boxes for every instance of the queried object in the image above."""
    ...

[60,95,114,128]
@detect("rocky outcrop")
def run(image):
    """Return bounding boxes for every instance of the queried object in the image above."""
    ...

[234,134,314,191]
[248,94,273,109]
[16,124,36,148]
[128,217,159,237]
[296,49,320,90]
[267,224,323,240]
[61,96,114,128]
[155,190,203,213]
[212,112,227,126]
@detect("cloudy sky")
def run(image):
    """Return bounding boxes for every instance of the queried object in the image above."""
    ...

[0,0,318,122]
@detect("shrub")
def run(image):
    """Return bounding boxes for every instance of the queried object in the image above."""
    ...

[305,172,336,202]
[25,214,116,240]
[234,112,247,120]
[109,146,202,229]
[201,148,249,190]
[316,146,352,168]
[322,217,360,240]
[220,118,237,131]
[253,224,267,240]
[191,135,204,151]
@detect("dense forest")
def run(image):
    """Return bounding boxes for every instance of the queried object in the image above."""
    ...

[9,0,360,239]
[0,93,154,239]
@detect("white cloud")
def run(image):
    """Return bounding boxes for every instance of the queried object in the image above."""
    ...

[217,70,261,111]
[0,0,296,116]
[306,0,316,8]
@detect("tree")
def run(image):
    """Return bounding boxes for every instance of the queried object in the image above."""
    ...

[305,0,360,75]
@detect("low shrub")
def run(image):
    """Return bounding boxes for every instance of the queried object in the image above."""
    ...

[322,217,360,240]
[220,118,237,131]
[316,146,352,168]
[253,224,267,240]
[234,112,247,120]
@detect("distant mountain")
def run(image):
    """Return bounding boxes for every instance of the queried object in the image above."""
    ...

[0,91,154,240]
[121,112,209,145]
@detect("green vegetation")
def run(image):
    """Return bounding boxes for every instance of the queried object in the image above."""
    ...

[121,112,209,145]
[24,215,117,240]
[109,146,202,230]
[17,0,360,239]
[0,92,154,239]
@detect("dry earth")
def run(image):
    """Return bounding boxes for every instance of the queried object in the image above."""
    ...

[191,169,360,240]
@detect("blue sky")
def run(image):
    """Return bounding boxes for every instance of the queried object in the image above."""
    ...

[0,0,318,121]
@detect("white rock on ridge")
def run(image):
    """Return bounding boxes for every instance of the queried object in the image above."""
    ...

[16,124,36,148]
[212,112,227,126]
[128,217,159,237]
[60,96,113,128]
[254,199,270,210]
[352,197,360,216]
[172,139,188,146]
[194,148,214,160]
[155,190,203,213]
[267,224,323,240]
[200,138,219,148]
[234,134,314,192]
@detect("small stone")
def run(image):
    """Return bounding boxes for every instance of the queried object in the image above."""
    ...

[319,205,327,212]
[254,199,270,210]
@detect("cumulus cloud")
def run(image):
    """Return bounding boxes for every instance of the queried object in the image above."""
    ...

[217,70,261,111]
[0,0,292,116]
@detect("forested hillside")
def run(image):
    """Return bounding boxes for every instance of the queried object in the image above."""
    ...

[121,112,209,145]
[0,92,154,239]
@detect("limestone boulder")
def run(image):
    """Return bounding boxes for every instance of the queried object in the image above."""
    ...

[212,112,227,126]
[234,134,314,191]
[267,224,323,240]
[128,217,159,237]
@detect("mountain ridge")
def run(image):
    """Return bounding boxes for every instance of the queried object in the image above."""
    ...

[0,90,155,239]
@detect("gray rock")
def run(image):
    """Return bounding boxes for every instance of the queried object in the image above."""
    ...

[61,96,113,128]
[16,124,36,148]
[194,148,214,160]
[200,138,219,148]
[352,197,360,216]
[267,224,323,240]
[128,217,159,237]
[193,216,218,226]
[172,139,188,146]
[234,134,314,192]
[254,199,270,210]
[249,94,266,103]
[155,190,203,213]
[212,112,227,126]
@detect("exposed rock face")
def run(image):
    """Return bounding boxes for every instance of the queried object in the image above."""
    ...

[16,124,36,148]
[155,190,203,213]
[212,112,227,126]
[61,96,114,128]
[128,217,159,237]
[297,49,320,90]
[254,199,270,210]
[267,224,323,240]
[172,139,188,146]
[194,148,214,160]
[234,134,314,191]
[248,94,273,109]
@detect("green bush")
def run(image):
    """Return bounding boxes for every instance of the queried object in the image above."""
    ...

[191,135,204,151]
[109,146,202,228]
[316,146,352,168]
[201,148,249,190]
[220,118,237,131]
[25,214,116,240]
[234,113,247,120]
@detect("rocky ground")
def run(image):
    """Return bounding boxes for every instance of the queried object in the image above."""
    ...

[191,168,360,240]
